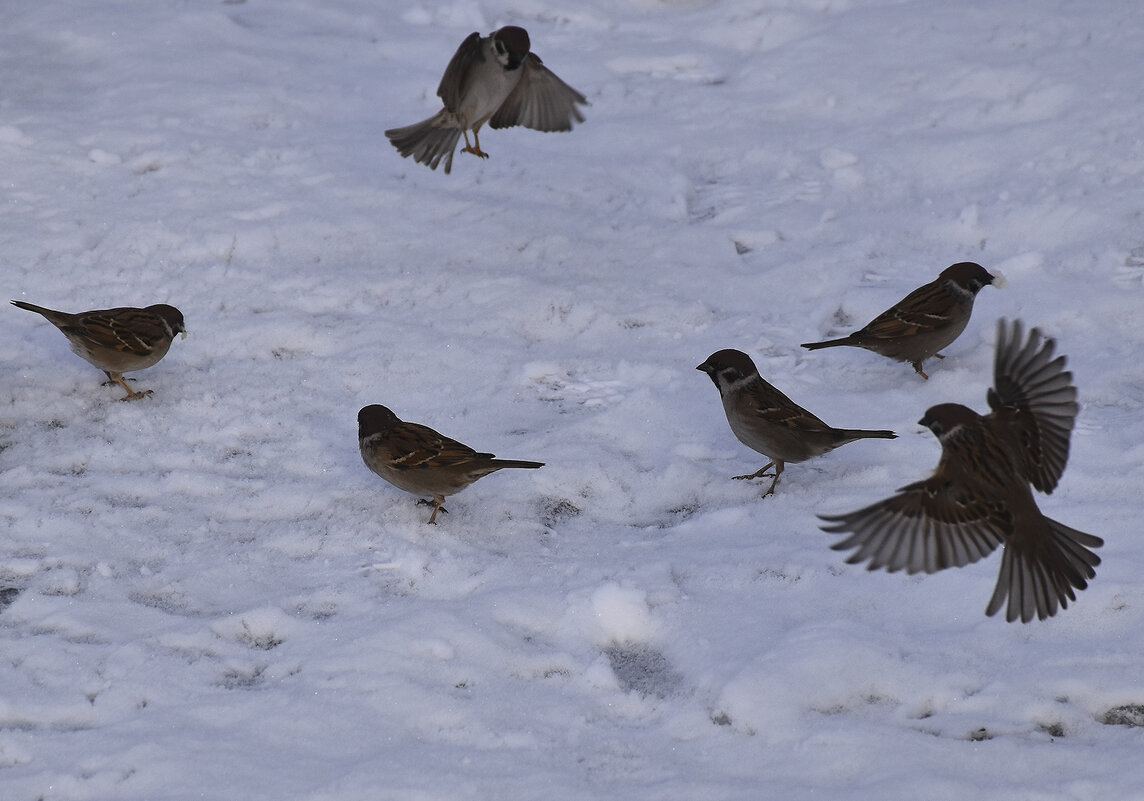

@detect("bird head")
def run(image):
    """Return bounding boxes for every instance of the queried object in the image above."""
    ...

[358,404,401,439]
[940,262,996,294]
[697,349,759,393]
[918,403,979,440]
[492,26,531,70]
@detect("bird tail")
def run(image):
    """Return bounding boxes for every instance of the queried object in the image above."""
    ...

[11,299,56,317]
[385,112,462,174]
[11,299,73,328]
[835,428,897,443]
[490,460,545,470]
[986,516,1103,623]
[801,337,855,351]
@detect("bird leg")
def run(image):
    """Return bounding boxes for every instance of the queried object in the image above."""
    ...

[733,462,775,481]
[105,372,153,401]
[732,461,784,497]
[460,129,489,159]
[418,496,449,524]
[911,362,931,380]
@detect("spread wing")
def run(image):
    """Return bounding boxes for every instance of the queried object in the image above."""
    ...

[489,53,587,131]
[821,475,1008,574]
[987,319,1077,493]
[437,32,484,112]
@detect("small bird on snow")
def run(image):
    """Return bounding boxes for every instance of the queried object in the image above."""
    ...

[11,299,186,401]
[358,404,544,523]
[801,262,996,379]
[697,348,897,497]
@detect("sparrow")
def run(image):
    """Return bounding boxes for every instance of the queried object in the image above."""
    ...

[697,349,897,496]
[358,404,544,523]
[821,319,1101,623]
[801,262,996,379]
[384,26,587,174]
[11,300,187,400]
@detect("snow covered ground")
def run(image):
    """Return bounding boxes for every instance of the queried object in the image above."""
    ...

[3,0,1144,798]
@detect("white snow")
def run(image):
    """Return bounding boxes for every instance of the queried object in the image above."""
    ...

[4,0,1144,798]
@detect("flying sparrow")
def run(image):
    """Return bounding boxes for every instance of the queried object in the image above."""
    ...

[385,26,587,174]
[821,319,1101,623]
[358,404,544,523]
[697,349,897,496]
[801,262,996,379]
[11,300,187,400]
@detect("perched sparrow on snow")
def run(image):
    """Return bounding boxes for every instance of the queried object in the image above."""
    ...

[822,319,1101,623]
[11,300,186,401]
[801,262,996,379]
[385,26,587,174]
[697,349,897,496]
[358,404,544,523]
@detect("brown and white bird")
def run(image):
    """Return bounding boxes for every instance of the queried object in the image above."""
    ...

[697,349,897,496]
[11,300,186,400]
[821,319,1101,623]
[358,404,544,523]
[384,26,587,174]
[801,262,996,379]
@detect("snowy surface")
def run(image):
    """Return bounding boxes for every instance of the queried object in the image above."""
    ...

[3,1,1144,798]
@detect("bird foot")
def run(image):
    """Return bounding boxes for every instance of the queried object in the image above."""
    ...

[417,498,449,524]
[732,462,776,482]
[732,463,780,496]
[460,144,489,159]
[107,374,152,400]
[911,362,931,380]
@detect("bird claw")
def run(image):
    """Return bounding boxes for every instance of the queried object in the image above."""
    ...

[732,462,776,482]
[460,144,489,159]
[732,463,780,496]
[417,498,449,524]
[119,389,154,402]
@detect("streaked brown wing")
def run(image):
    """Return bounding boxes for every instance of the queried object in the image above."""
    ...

[65,309,161,357]
[858,282,953,341]
[987,319,1077,493]
[821,475,1008,574]
[489,53,587,131]
[385,422,482,471]
[745,378,831,433]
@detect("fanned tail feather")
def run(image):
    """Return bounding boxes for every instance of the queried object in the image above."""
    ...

[986,516,1102,623]
[385,113,462,174]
